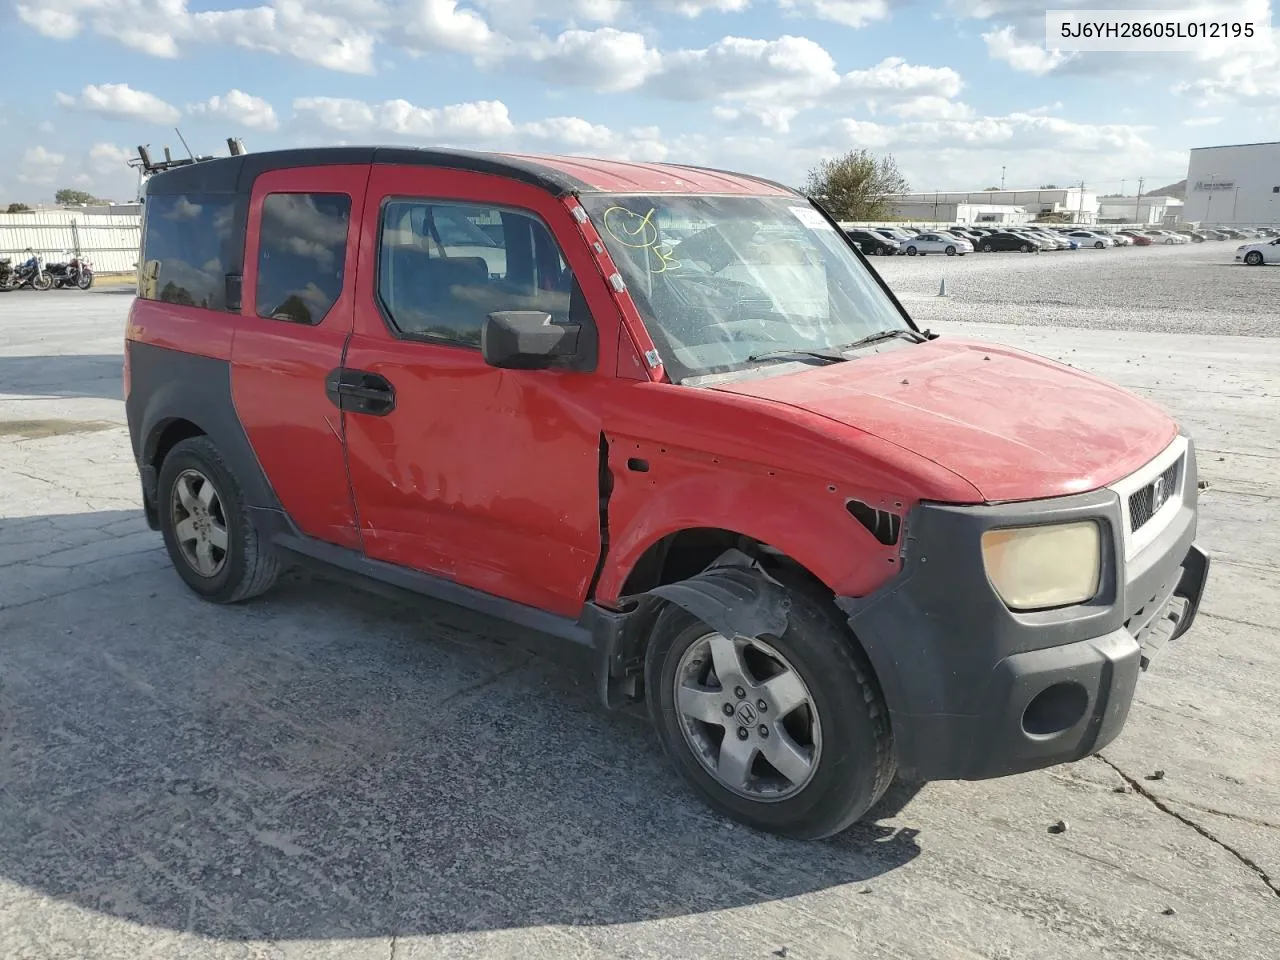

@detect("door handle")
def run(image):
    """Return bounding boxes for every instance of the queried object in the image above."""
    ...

[326,369,396,416]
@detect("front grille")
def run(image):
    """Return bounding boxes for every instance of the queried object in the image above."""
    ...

[1128,455,1183,532]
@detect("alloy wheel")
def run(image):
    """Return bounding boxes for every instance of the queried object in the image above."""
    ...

[673,632,822,801]
[170,468,229,577]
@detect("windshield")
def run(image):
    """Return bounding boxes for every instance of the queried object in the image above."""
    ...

[581,194,912,382]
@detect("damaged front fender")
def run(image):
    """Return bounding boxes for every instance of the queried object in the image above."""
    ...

[649,548,792,642]
[590,549,794,710]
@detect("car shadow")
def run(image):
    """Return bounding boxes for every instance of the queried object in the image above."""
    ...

[0,354,123,400]
[0,509,922,942]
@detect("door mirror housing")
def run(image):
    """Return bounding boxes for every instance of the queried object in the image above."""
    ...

[481,311,581,370]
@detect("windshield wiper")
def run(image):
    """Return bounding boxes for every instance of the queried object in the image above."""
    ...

[839,328,928,351]
[745,347,848,365]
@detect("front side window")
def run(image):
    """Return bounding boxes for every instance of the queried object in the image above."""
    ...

[256,193,351,325]
[377,200,571,346]
[138,193,235,309]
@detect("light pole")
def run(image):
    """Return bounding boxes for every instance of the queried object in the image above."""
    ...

[1205,173,1216,224]
[1232,186,1240,224]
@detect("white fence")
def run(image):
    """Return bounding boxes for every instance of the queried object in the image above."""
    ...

[0,212,141,273]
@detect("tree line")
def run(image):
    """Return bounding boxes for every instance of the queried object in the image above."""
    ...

[4,189,110,214]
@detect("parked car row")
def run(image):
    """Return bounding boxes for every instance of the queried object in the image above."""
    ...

[844,225,1131,256]
[842,223,1280,257]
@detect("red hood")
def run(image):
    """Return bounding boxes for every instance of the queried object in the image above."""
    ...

[713,338,1177,502]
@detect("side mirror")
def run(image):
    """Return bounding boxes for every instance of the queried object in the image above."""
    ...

[481,311,580,370]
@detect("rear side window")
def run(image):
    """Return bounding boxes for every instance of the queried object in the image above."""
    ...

[138,194,236,310]
[377,200,571,346]
[256,193,352,325]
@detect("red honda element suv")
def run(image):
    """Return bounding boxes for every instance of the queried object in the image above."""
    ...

[125,147,1209,839]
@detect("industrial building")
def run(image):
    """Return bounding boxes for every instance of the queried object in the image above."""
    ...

[1183,141,1280,227]
[882,200,1029,224]
[884,188,1099,223]
[1097,194,1183,225]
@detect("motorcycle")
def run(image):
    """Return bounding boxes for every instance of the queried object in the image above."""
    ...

[1,249,53,291]
[47,252,95,290]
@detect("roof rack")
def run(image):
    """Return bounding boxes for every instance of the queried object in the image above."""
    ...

[129,134,247,176]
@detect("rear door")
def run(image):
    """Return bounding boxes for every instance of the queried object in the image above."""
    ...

[231,164,370,549]
[341,165,611,617]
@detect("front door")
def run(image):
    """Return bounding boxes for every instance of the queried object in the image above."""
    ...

[342,165,607,618]
[231,164,370,549]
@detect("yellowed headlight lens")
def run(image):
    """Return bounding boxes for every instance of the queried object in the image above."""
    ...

[981,521,1101,611]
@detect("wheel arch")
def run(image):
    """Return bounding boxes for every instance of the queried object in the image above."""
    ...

[591,525,893,711]
[127,342,283,529]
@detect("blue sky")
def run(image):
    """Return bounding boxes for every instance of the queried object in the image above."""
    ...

[2,0,1276,204]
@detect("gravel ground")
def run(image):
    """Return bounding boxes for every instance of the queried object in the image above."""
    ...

[872,241,1280,337]
[1,279,1278,959]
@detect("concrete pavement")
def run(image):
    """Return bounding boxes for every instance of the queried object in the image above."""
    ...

[1,287,1277,959]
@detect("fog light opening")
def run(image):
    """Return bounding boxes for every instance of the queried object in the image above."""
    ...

[1022,682,1089,738]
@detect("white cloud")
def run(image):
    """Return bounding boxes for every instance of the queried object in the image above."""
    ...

[290,93,671,162]
[401,0,499,53]
[1182,115,1224,127]
[779,0,890,27]
[474,0,626,29]
[17,146,66,185]
[525,27,661,91]
[37,120,56,134]
[1171,26,1280,106]
[194,0,378,73]
[713,104,802,132]
[19,0,376,73]
[983,25,1071,75]
[661,0,750,13]
[522,116,669,160]
[15,2,79,38]
[293,97,516,140]
[188,90,280,131]
[88,143,134,168]
[890,96,974,120]
[839,56,963,101]
[651,35,840,103]
[97,22,181,57]
[58,83,182,124]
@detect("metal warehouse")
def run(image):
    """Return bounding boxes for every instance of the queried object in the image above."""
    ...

[1183,141,1280,228]
[884,188,1099,223]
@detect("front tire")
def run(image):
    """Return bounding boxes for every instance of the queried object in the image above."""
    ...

[77,272,94,290]
[1245,251,1264,265]
[906,246,917,256]
[32,271,53,291]
[982,243,993,252]
[645,584,895,840]
[945,245,957,256]
[157,436,282,603]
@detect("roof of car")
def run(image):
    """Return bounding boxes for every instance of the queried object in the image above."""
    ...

[143,146,797,198]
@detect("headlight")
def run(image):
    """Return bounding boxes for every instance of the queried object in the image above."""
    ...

[980,521,1101,611]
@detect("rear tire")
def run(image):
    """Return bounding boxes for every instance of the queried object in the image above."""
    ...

[157,436,282,603]
[645,582,895,840]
